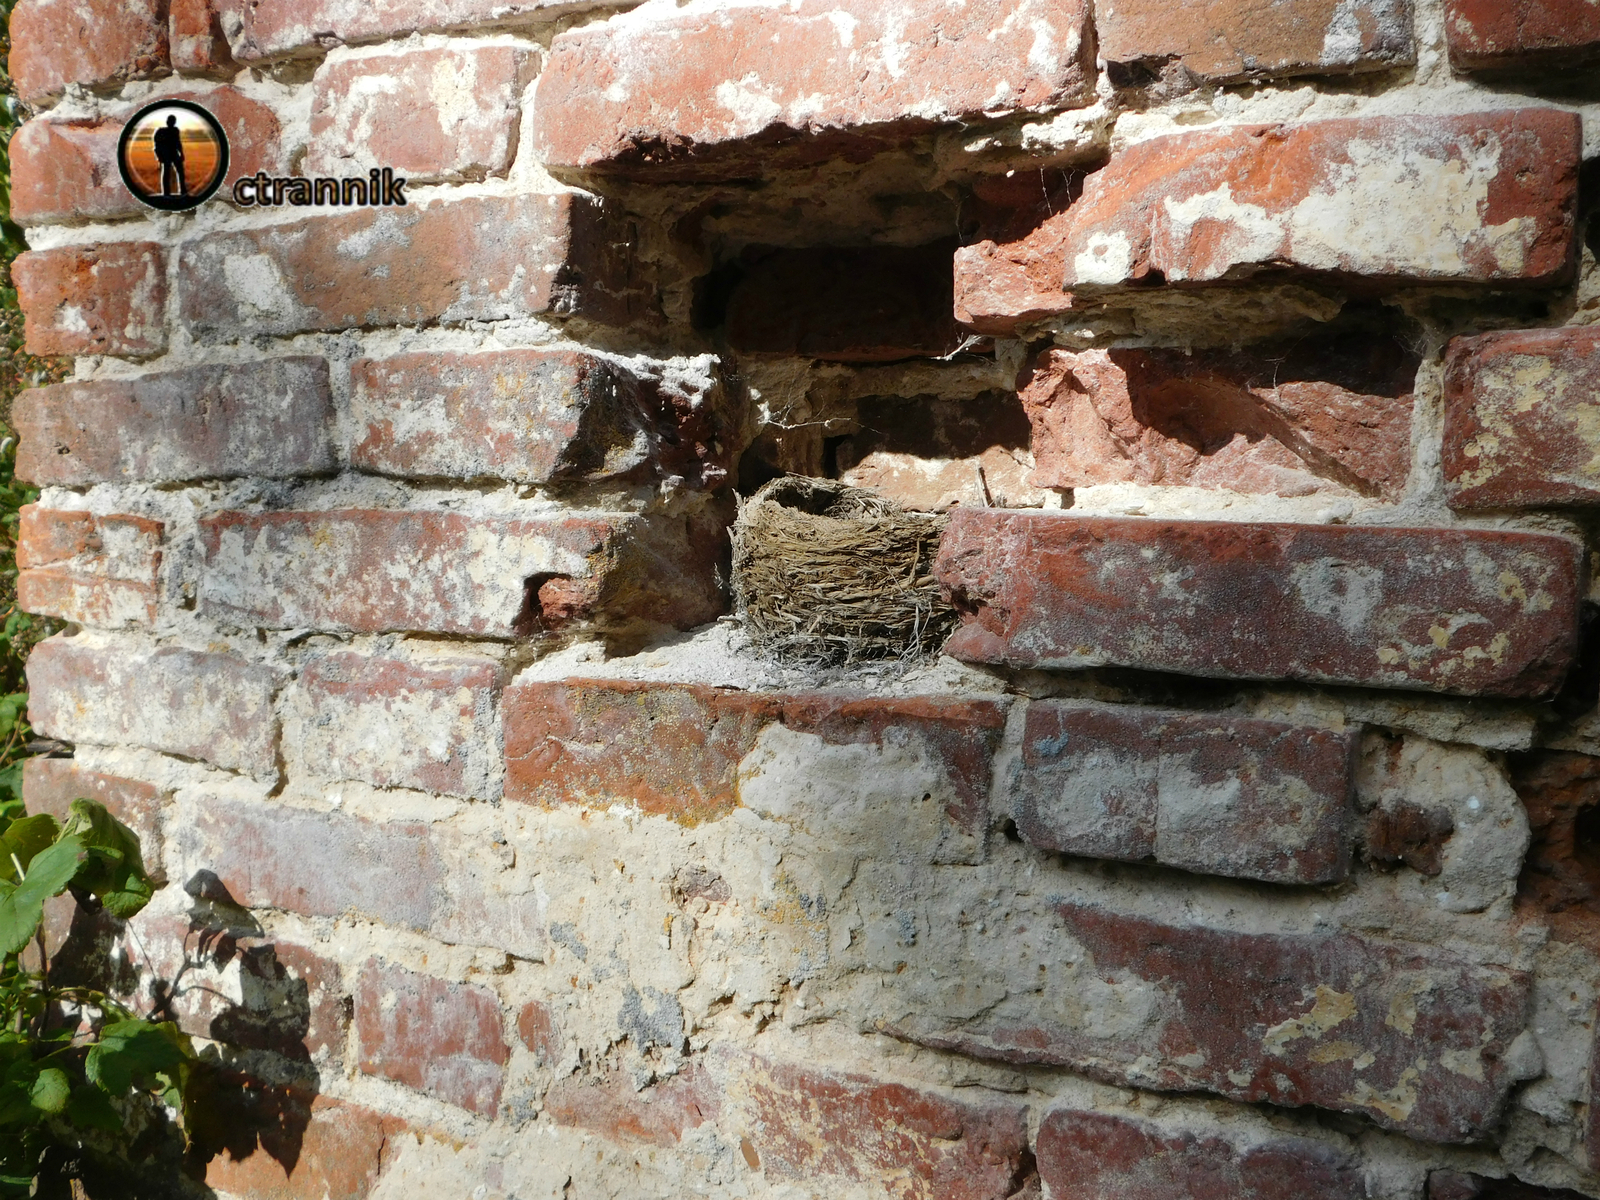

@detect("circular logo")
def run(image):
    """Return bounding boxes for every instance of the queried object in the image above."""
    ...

[117,99,229,212]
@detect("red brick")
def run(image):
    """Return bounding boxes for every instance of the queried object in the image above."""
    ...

[17,506,163,628]
[1098,0,1414,84]
[1443,327,1600,509]
[1022,336,1418,500]
[350,349,736,490]
[22,757,163,862]
[9,0,168,103]
[27,637,280,776]
[356,959,508,1118]
[193,796,442,930]
[1446,1,1600,72]
[532,0,1094,180]
[1506,751,1600,947]
[15,358,334,486]
[546,1063,719,1146]
[218,0,616,63]
[294,651,502,798]
[142,918,347,1064]
[197,508,725,637]
[516,1000,559,1065]
[169,0,234,72]
[1015,701,1355,885]
[721,1053,1030,1199]
[725,243,963,362]
[11,88,284,226]
[198,1085,394,1200]
[504,680,1006,834]
[837,391,1044,511]
[936,511,1584,699]
[907,905,1531,1143]
[1036,1107,1366,1200]
[177,193,655,339]
[955,110,1580,334]
[15,242,166,358]
[307,46,537,182]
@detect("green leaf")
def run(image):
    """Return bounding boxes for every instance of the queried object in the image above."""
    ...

[85,1019,189,1096]
[0,813,58,881]
[0,835,83,956]
[64,1083,120,1133]
[27,1068,67,1115]
[63,799,154,918]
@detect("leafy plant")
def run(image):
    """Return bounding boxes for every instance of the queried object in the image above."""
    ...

[0,798,195,1195]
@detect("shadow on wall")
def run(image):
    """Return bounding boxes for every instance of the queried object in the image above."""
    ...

[41,870,333,1197]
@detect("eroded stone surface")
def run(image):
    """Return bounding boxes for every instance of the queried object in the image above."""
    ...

[955,110,1580,333]
[1014,701,1356,885]
[901,905,1532,1143]
[936,511,1585,698]
[533,0,1094,179]
[16,358,335,486]
[1098,0,1415,84]
[1022,336,1418,499]
[1443,327,1600,509]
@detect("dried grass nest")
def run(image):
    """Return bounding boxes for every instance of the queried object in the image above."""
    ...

[731,476,958,666]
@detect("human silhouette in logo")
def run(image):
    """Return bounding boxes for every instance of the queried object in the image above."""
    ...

[153,114,186,197]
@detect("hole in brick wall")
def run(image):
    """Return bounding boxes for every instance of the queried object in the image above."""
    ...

[1508,751,1600,943]
[691,259,746,333]
[514,574,590,637]
[1552,602,1600,718]
[1001,819,1022,843]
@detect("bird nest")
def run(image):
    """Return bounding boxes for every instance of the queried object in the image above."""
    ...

[731,476,957,666]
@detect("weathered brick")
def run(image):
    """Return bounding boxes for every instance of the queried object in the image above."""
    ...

[293,650,502,798]
[1446,1,1600,72]
[836,391,1044,511]
[10,0,168,103]
[170,0,234,72]
[504,680,1006,831]
[1022,335,1418,500]
[11,88,284,226]
[936,511,1584,699]
[176,194,656,340]
[192,795,544,958]
[1036,1107,1366,1200]
[17,506,163,627]
[197,508,725,637]
[16,358,335,486]
[219,0,621,63]
[349,349,736,489]
[198,1084,395,1200]
[193,797,441,930]
[516,1000,559,1065]
[1506,751,1600,941]
[724,243,963,362]
[955,110,1580,333]
[143,918,347,1064]
[307,46,537,182]
[1443,327,1600,509]
[720,1053,1030,1199]
[27,637,280,776]
[356,959,508,1118]
[15,242,166,357]
[907,905,1531,1143]
[532,0,1094,180]
[1014,702,1355,885]
[1098,0,1414,84]
[546,1064,719,1146]
[22,757,163,862]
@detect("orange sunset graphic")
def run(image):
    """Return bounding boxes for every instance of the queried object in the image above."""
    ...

[118,102,228,210]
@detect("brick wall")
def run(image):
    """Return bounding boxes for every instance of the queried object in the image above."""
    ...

[11,0,1600,1196]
